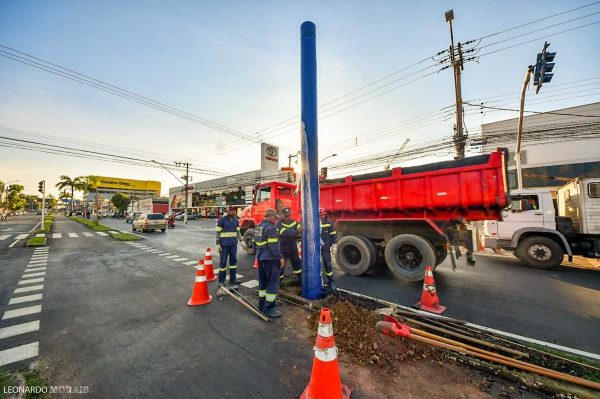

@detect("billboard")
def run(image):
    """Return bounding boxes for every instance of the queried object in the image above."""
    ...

[261,143,279,172]
[91,176,161,193]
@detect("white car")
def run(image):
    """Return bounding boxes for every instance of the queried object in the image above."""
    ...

[132,213,167,233]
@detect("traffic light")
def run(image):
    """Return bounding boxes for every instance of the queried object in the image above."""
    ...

[320,167,328,179]
[533,41,556,93]
[38,180,45,193]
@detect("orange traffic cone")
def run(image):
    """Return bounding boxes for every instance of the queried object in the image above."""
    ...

[297,241,302,259]
[300,308,351,399]
[253,257,258,269]
[204,248,217,282]
[415,265,446,314]
[188,259,212,306]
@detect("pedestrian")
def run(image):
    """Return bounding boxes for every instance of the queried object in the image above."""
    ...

[216,205,242,287]
[254,208,285,318]
[319,207,337,290]
[276,207,302,284]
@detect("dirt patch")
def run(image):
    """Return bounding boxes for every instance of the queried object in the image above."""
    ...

[285,300,546,399]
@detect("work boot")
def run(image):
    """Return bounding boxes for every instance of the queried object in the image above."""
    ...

[466,252,476,266]
[228,280,240,289]
[257,297,266,312]
[263,302,281,318]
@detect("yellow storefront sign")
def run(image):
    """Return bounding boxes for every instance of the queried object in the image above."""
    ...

[92,176,161,193]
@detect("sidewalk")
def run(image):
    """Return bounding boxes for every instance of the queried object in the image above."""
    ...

[478,249,600,270]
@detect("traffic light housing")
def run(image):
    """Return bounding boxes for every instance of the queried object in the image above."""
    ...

[38,180,45,194]
[533,41,556,93]
[320,167,328,179]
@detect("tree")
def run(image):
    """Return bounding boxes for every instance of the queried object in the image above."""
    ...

[46,194,58,209]
[111,193,131,213]
[6,184,26,212]
[55,175,85,212]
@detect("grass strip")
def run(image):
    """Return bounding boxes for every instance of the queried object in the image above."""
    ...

[26,237,46,246]
[23,370,48,399]
[0,369,17,399]
[111,232,142,241]
[69,216,112,231]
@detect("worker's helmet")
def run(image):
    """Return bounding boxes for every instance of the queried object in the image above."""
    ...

[319,207,326,216]
[281,207,291,216]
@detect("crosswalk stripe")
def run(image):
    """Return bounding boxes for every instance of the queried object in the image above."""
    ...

[68,233,78,238]
[0,321,40,340]
[34,249,48,253]
[52,233,62,239]
[0,235,10,240]
[82,232,94,237]
[2,305,42,320]
[96,232,109,236]
[184,261,198,266]
[0,342,39,366]
[241,280,259,288]
[236,274,244,279]
[18,278,44,285]
[14,285,44,294]
[165,255,179,259]
[35,234,45,238]
[172,258,187,262]
[28,261,47,266]
[16,234,29,240]
[8,294,43,305]
[158,253,171,256]
[22,272,46,278]
[25,267,46,273]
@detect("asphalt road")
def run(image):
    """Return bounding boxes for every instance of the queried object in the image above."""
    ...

[0,214,41,250]
[1,215,313,398]
[100,217,600,354]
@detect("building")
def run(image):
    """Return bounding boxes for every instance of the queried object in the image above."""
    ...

[86,176,161,213]
[169,143,288,215]
[480,102,600,190]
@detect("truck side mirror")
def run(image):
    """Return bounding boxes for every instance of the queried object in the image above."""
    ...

[511,199,523,213]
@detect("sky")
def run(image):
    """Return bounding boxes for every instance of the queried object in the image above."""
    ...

[1,0,599,198]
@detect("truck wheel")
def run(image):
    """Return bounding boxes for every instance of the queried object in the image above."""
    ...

[384,234,436,281]
[335,235,376,275]
[435,246,447,267]
[516,236,564,269]
[243,228,256,255]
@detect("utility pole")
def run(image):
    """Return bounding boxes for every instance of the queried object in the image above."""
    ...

[445,9,466,159]
[175,161,191,224]
[516,65,534,191]
[38,180,46,228]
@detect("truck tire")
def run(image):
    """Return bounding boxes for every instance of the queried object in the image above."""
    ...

[243,228,256,255]
[384,234,436,281]
[515,236,564,269]
[435,246,447,267]
[335,235,376,275]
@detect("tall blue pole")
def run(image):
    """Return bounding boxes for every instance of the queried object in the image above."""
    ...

[300,21,321,300]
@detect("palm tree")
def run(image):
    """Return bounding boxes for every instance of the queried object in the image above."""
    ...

[81,176,100,221]
[55,175,85,212]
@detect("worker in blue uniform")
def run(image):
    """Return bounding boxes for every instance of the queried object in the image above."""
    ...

[216,206,242,287]
[254,208,286,318]
[276,207,302,284]
[319,207,337,290]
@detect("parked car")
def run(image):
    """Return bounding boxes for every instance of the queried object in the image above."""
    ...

[132,213,167,233]
[175,212,198,220]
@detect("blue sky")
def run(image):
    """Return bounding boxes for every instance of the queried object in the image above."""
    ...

[1,0,599,196]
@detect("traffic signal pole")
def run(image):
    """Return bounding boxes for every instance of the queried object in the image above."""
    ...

[175,161,191,224]
[516,66,533,191]
[445,9,466,160]
[300,21,321,300]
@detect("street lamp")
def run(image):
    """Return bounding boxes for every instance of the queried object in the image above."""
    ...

[319,153,337,163]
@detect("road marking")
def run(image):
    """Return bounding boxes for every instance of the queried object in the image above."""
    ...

[35,233,45,238]
[22,272,46,278]
[14,285,44,294]
[0,235,10,240]
[25,267,46,272]
[171,258,188,262]
[108,231,118,234]
[34,249,48,253]
[0,321,40,340]
[68,233,78,238]
[0,342,39,366]
[165,255,179,259]
[241,280,259,288]
[16,234,28,240]
[145,249,156,252]
[96,232,109,236]
[236,273,244,279]
[28,260,47,265]
[184,261,198,266]
[52,233,62,239]
[8,240,20,248]
[158,253,171,256]
[18,278,45,285]
[30,255,48,259]
[2,305,42,320]
[82,232,94,237]
[8,294,43,305]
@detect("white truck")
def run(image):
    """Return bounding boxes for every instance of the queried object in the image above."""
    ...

[483,178,600,269]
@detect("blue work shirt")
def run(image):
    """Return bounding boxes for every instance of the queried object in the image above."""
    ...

[216,215,240,246]
[276,219,301,248]
[254,220,283,261]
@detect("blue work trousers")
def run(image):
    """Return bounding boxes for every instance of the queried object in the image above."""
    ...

[219,245,238,283]
[321,246,334,283]
[258,259,281,302]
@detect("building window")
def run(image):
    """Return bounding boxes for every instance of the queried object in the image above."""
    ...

[589,183,600,198]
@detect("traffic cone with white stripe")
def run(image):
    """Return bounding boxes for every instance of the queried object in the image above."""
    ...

[415,265,445,314]
[297,241,302,259]
[253,257,258,269]
[300,308,351,399]
[188,259,212,306]
[204,248,217,282]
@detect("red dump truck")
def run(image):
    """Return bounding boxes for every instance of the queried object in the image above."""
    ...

[239,149,509,281]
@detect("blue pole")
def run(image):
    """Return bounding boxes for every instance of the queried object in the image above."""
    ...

[300,21,321,300]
